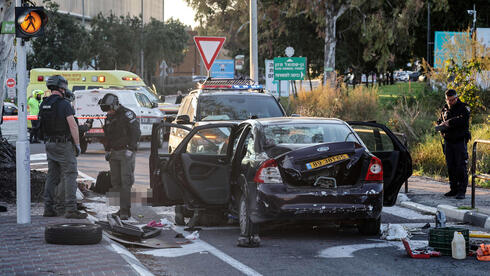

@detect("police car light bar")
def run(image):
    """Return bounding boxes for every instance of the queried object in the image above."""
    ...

[199,84,263,90]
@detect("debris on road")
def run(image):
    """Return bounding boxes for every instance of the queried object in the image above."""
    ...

[470,231,490,239]
[402,238,441,259]
[185,231,200,240]
[476,244,490,261]
[146,218,173,228]
[380,224,411,241]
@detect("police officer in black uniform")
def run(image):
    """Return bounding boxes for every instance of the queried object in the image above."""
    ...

[99,93,141,220]
[39,75,87,219]
[436,89,471,199]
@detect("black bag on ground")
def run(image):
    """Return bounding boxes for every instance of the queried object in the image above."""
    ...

[91,171,112,194]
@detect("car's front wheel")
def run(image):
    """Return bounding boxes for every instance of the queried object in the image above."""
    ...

[357,217,381,235]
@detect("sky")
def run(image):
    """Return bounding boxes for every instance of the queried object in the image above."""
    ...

[165,0,198,28]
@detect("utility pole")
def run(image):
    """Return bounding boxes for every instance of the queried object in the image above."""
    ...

[82,0,85,25]
[140,0,144,78]
[16,0,31,224]
[426,1,430,66]
[162,0,164,22]
[250,0,258,83]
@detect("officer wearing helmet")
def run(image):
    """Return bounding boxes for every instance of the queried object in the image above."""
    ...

[99,93,141,220]
[39,75,87,219]
[53,90,93,216]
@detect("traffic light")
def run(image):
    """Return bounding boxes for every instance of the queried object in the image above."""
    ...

[15,7,48,39]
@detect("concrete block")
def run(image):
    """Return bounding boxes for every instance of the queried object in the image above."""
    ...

[437,204,469,221]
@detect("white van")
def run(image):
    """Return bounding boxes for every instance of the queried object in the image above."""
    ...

[74,89,164,153]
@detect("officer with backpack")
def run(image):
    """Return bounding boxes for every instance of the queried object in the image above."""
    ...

[39,75,86,219]
[98,93,141,220]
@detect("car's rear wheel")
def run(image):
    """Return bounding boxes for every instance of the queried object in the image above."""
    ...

[238,193,260,247]
[357,217,381,235]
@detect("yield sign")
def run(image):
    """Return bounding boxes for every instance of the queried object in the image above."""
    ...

[194,36,226,72]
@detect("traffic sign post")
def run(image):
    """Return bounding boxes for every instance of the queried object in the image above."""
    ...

[273,57,307,81]
[194,36,226,75]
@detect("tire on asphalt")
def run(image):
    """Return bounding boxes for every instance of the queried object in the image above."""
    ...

[45,223,102,245]
[357,217,381,235]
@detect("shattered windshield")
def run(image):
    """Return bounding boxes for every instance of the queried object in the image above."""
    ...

[263,123,360,146]
[198,94,284,121]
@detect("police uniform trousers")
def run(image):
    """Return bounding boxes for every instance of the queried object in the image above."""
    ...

[108,150,136,213]
[43,142,78,212]
[444,140,469,195]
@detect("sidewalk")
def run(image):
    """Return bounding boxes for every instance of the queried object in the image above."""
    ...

[0,214,146,275]
[397,176,490,230]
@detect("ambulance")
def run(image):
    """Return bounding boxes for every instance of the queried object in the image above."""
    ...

[74,89,164,153]
[27,68,163,106]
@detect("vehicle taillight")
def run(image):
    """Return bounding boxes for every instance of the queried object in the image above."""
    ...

[37,76,43,81]
[365,156,383,181]
[254,159,283,184]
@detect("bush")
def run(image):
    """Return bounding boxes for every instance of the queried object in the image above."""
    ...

[289,83,379,121]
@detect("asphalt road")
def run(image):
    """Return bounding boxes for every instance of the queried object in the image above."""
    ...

[17,136,490,275]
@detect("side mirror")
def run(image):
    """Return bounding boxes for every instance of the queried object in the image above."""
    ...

[159,95,165,102]
[176,115,190,124]
[151,102,159,108]
[291,114,301,117]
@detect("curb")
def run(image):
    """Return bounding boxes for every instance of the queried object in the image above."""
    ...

[396,200,490,231]
[399,201,437,215]
[437,205,490,231]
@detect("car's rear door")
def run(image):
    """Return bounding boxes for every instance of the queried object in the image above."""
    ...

[348,121,412,206]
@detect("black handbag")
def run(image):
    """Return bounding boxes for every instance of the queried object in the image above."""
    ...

[91,171,112,194]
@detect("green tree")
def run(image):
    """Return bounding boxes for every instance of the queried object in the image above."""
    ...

[27,0,89,69]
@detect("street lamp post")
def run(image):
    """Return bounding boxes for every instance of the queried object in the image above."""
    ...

[250,0,258,83]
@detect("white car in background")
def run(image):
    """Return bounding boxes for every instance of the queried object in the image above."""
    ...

[74,89,164,153]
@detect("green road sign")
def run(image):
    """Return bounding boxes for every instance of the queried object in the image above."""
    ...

[1,21,15,34]
[273,57,307,80]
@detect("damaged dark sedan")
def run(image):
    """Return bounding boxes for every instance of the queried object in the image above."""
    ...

[149,118,412,247]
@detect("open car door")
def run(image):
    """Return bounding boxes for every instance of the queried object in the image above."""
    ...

[150,121,237,208]
[150,122,191,206]
[348,121,412,206]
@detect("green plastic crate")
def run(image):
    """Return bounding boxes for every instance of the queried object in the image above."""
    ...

[429,227,469,256]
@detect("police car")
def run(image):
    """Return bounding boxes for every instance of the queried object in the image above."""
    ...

[74,89,164,153]
[167,79,286,153]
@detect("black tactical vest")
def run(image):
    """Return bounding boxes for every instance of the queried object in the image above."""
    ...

[39,96,70,137]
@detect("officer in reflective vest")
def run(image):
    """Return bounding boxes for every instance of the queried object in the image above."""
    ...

[39,75,87,219]
[99,93,141,220]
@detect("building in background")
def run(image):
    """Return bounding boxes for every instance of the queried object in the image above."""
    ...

[33,0,164,23]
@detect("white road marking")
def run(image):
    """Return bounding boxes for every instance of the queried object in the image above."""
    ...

[30,153,47,161]
[141,226,263,276]
[317,239,428,258]
[77,170,96,182]
[383,205,434,220]
[30,161,48,166]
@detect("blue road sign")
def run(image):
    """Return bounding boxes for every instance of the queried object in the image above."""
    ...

[434,31,466,68]
[210,59,235,79]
